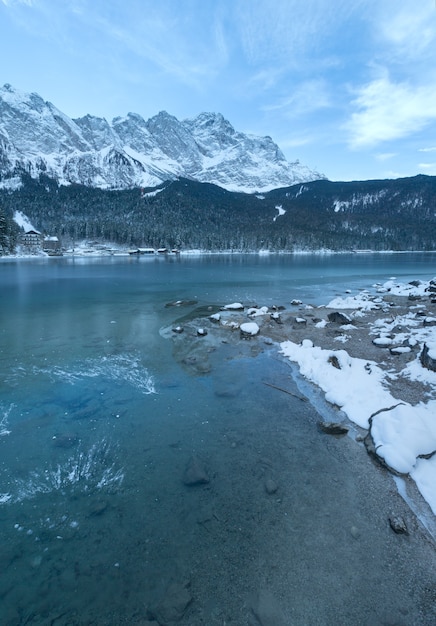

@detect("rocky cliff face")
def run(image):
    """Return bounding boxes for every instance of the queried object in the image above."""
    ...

[0,84,325,193]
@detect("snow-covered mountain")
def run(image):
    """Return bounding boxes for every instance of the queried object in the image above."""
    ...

[0,84,325,193]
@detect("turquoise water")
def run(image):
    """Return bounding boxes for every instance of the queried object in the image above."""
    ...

[1,253,435,625]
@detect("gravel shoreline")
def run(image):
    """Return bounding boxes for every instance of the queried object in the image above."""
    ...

[165,279,436,535]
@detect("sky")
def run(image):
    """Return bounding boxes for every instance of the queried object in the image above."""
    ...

[1,0,436,182]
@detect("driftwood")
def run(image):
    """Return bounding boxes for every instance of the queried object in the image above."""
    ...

[262,381,307,402]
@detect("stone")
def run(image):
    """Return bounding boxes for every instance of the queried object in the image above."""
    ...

[328,311,352,324]
[328,355,341,369]
[372,336,394,347]
[52,432,79,448]
[296,316,308,324]
[389,515,409,535]
[197,328,207,336]
[154,582,192,625]
[88,499,108,517]
[423,316,436,327]
[222,302,244,310]
[350,526,360,539]
[420,343,436,372]
[270,312,283,324]
[240,322,260,337]
[264,479,278,495]
[183,456,210,486]
[165,300,197,308]
[172,326,184,334]
[319,421,349,435]
[389,346,411,355]
[249,590,286,626]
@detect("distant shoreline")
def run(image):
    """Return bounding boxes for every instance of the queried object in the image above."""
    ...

[2,248,436,261]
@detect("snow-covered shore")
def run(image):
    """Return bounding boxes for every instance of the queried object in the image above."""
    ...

[280,278,436,516]
[164,275,436,525]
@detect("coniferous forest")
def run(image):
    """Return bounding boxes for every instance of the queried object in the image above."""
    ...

[0,173,435,253]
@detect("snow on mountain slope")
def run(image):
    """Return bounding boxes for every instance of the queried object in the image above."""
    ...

[0,84,325,193]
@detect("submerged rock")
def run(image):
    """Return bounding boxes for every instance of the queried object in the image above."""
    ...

[52,432,79,448]
[264,479,278,495]
[154,582,192,625]
[165,300,198,308]
[183,456,210,486]
[249,590,286,626]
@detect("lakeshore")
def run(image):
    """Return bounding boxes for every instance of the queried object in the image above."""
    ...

[164,276,436,535]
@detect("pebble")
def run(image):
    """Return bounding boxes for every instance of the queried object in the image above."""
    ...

[183,456,210,486]
[264,479,278,495]
[389,515,409,535]
[350,526,360,539]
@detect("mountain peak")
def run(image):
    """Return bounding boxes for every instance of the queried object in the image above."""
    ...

[0,84,325,193]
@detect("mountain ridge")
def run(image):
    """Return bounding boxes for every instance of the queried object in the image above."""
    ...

[0,84,325,193]
[1,173,435,254]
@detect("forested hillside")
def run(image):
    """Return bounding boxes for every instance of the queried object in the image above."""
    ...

[0,173,435,253]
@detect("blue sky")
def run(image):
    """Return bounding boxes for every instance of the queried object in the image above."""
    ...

[1,0,436,182]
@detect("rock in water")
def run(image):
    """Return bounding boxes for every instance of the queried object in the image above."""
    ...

[240,322,260,337]
[389,515,409,535]
[249,590,286,626]
[319,421,349,435]
[154,582,192,625]
[264,479,278,495]
[183,456,210,486]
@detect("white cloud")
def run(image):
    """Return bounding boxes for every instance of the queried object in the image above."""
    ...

[345,74,436,148]
[375,152,396,162]
[419,147,436,153]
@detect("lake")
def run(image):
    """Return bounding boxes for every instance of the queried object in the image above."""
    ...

[1,253,435,625]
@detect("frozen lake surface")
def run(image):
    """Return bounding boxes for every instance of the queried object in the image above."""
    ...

[1,253,435,625]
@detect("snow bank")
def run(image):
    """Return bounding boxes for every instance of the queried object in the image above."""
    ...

[280,340,393,429]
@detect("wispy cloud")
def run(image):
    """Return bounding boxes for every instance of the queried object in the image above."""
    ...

[345,73,436,148]
[1,0,34,5]
[374,1,436,63]
[234,0,365,67]
[418,147,436,153]
[262,79,331,117]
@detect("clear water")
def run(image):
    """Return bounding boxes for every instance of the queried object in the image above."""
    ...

[1,253,435,625]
